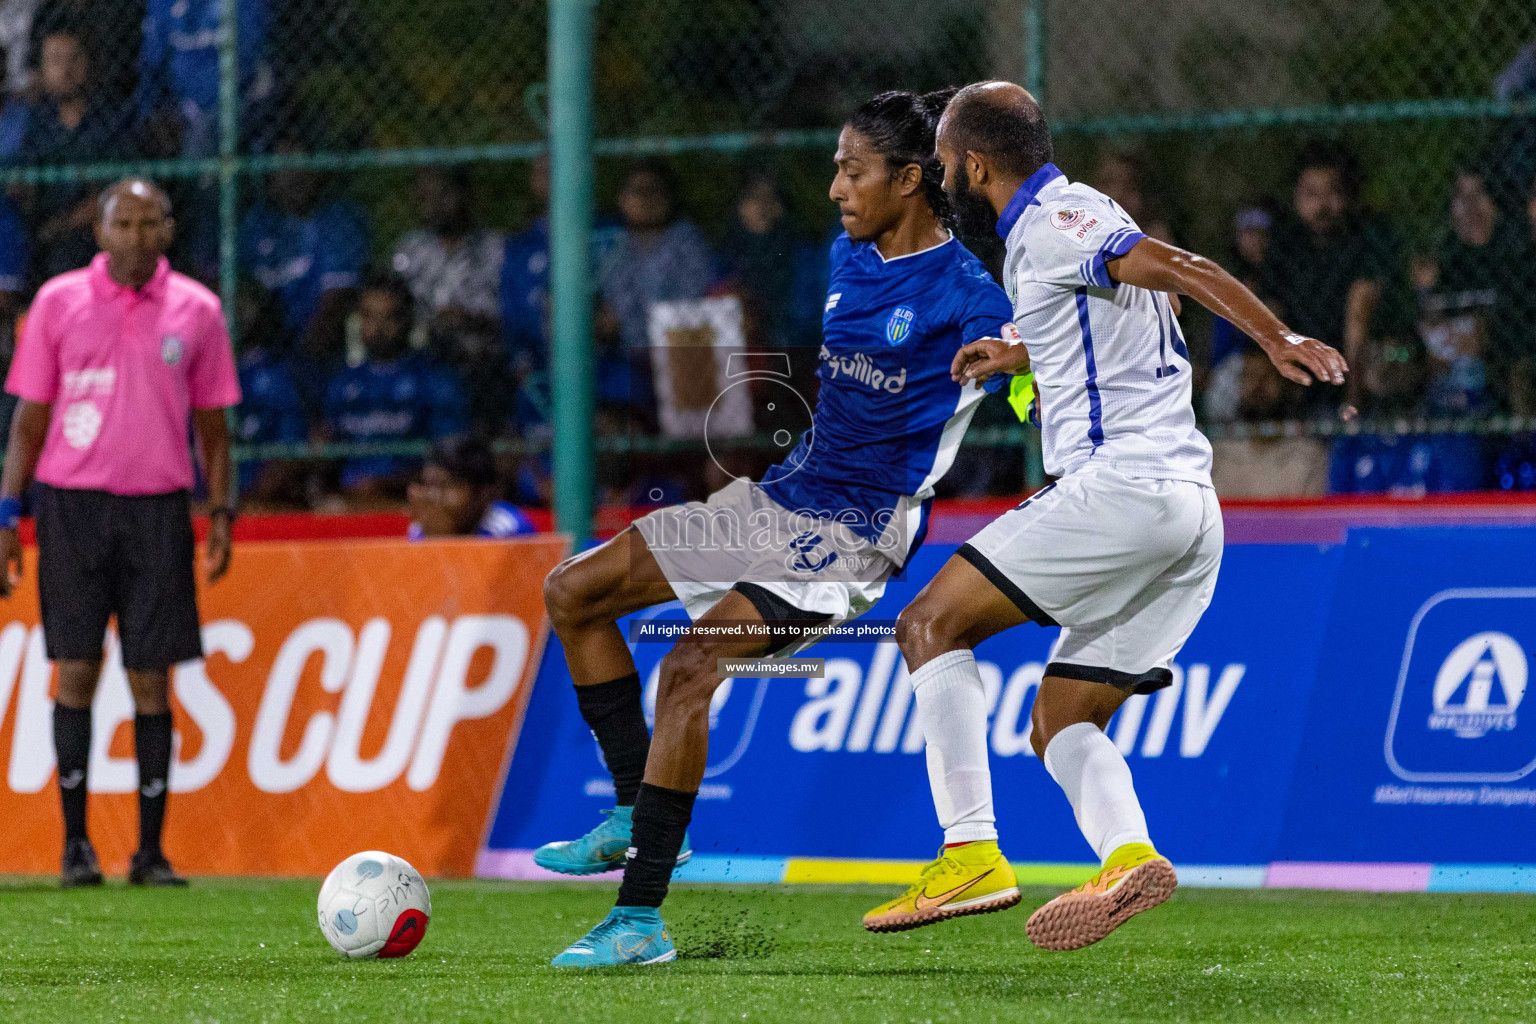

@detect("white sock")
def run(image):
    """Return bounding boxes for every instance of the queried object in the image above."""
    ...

[1043,721,1151,863]
[911,649,997,845]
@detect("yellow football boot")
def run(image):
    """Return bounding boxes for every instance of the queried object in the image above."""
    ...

[1025,842,1177,951]
[862,840,1021,933]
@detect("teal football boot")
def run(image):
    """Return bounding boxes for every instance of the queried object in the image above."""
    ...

[550,906,676,967]
[533,806,692,875]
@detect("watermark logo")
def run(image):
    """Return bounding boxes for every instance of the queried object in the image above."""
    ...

[787,531,837,573]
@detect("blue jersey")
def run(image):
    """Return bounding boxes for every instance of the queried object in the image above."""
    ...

[0,195,27,293]
[137,0,269,118]
[235,349,308,491]
[240,201,369,336]
[759,234,1014,548]
[501,216,622,366]
[408,499,536,540]
[323,355,469,486]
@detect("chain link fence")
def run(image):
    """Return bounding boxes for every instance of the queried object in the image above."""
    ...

[2,0,1535,512]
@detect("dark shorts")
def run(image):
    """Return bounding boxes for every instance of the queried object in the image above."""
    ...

[35,484,203,671]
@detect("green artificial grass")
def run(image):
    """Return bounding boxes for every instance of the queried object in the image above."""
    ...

[1,878,1532,1023]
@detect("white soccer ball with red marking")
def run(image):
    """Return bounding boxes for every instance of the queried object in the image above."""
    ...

[317,851,431,959]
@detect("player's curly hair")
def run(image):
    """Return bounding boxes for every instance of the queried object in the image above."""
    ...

[846,87,957,228]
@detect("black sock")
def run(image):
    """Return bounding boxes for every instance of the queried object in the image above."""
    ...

[53,703,92,843]
[134,712,173,858]
[615,782,696,909]
[575,673,650,806]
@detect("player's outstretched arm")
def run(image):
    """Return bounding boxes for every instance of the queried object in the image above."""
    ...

[1107,237,1347,388]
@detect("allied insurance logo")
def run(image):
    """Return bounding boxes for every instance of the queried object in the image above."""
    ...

[1385,589,1536,783]
[1427,632,1525,738]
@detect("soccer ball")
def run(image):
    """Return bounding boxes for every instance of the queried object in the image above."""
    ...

[317,851,431,959]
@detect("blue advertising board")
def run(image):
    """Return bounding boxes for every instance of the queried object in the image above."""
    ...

[487,540,1364,873]
[1275,528,1536,866]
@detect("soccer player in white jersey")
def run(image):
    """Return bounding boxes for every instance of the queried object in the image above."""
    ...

[882,81,1349,951]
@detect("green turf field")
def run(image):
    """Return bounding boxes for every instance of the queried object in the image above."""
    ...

[1,878,1532,1023]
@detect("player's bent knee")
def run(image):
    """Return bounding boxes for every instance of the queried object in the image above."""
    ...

[543,558,600,631]
[896,598,962,664]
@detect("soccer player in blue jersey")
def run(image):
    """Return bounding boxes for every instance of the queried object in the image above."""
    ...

[539,89,1021,967]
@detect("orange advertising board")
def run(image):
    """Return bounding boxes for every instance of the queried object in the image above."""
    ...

[0,535,568,877]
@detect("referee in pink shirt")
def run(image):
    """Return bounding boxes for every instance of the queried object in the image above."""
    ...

[0,178,241,888]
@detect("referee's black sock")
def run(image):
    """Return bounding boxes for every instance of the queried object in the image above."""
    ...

[575,673,650,806]
[134,712,173,858]
[53,703,92,843]
[615,782,696,909]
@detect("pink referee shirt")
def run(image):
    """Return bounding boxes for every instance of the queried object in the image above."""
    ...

[6,253,242,496]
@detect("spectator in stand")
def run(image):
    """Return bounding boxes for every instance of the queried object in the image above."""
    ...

[1493,36,1536,205]
[1414,168,1520,417]
[406,435,534,539]
[1209,343,1329,497]
[0,0,36,96]
[0,190,25,430]
[1327,338,1486,495]
[16,26,131,281]
[239,140,368,359]
[721,172,806,350]
[321,273,468,502]
[600,160,716,351]
[501,154,621,429]
[0,189,24,316]
[392,166,504,343]
[232,283,308,508]
[137,0,271,278]
[1261,143,1408,411]
[1205,205,1276,420]
[0,40,27,157]
[136,0,271,155]
[1088,149,1175,244]
[392,166,514,434]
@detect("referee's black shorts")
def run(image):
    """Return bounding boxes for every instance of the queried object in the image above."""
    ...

[34,484,204,671]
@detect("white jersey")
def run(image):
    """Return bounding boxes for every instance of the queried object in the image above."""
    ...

[998,164,1213,486]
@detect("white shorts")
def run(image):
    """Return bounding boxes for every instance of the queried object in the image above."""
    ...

[632,478,897,655]
[959,465,1223,692]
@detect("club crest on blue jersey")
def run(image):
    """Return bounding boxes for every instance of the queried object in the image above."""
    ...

[885,306,915,345]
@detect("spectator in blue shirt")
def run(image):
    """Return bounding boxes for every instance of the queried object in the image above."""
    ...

[502,155,621,373]
[16,27,131,280]
[231,282,309,506]
[406,435,534,539]
[0,191,26,431]
[0,38,26,158]
[236,347,308,502]
[136,0,272,154]
[322,274,468,500]
[0,192,25,310]
[240,141,369,358]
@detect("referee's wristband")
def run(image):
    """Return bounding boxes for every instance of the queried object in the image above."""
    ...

[0,496,20,531]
